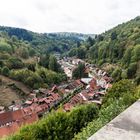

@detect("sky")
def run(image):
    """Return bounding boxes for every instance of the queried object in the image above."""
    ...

[0,0,140,34]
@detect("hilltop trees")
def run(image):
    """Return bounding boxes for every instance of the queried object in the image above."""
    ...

[111,31,117,40]
[87,37,95,46]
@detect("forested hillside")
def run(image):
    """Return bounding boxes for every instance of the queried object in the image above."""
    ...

[69,16,140,83]
[0,32,67,89]
[0,26,95,89]
[0,26,94,54]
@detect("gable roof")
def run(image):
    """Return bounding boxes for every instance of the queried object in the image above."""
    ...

[0,110,23,126]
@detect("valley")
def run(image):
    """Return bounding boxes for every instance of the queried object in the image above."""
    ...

[0,16,139,140]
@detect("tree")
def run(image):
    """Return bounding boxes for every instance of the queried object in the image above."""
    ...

[76,47,86,59]
[6,57,24,69]
[0,60,4,67]
[11,35,18,42]
[29,48,36,57]
[8,104,99,140]
[21,48,29,59]
[0,42,12,53]
[27,63,36,72]
[97,35,104,41]
[39,53,50,68]
[68,48,77,57]
[111,68,122,81]
[111,31,117,40]
[121,70,127,79]
[127,63,137,78]
[2,66,10,76]
[135,76,140,85]
[25,73,43,88]
[49,55,61,72]
[132,45,140,62]
[123,47,133,66]
[72,63,86,79]
[77,41,81,48]
[87,37,95,46]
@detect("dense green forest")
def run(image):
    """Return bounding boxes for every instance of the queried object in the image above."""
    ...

[0,26,94,54]
[68,16,140,83]
[0,32,67,89]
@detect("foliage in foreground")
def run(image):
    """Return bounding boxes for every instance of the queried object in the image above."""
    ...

[73,80,139,140]
[7,104,99,140]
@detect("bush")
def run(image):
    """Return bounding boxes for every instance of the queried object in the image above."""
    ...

[127,62,137,78]
[111,68,122,81]
[20,48,29,59]
[0,42,12,53]
[103,79,135,103]
[8,104,99,140]
[73,99,127,140]
[6,57,24,69]
[2,66,10,76]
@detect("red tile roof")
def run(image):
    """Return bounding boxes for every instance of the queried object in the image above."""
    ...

[70,94,83,106]
[0,110,23,126]
[103,76,113,83]
[75,79,82,85]
[63,103,73,112]
[51,93,60,101]
[0,109,38,137]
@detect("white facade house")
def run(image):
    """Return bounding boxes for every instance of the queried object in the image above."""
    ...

[97,78,107,88]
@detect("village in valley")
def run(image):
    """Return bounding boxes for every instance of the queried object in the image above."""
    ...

[0,57,113,137]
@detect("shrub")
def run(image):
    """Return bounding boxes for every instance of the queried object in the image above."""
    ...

[7,104,99,140]
[6,57,24,69]
[0,42,12,53]
[2,66,10,76]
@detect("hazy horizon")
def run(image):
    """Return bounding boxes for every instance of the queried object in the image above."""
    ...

[0,0,140,34]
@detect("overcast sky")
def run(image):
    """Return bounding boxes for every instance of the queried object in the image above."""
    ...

[0,0,140,34]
